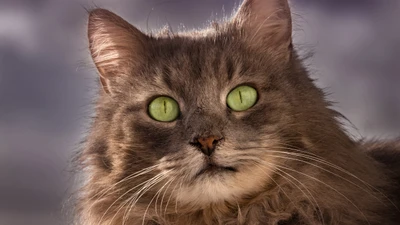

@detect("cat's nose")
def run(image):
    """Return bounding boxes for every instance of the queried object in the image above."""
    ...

[192,135,223,156]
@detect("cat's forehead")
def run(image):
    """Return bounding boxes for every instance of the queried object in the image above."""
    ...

[134,36,252,97]
[151,34,242,73]
[124,33,279,107]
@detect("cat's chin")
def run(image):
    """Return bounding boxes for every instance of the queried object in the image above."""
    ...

[158,151,276,207]
[175,164,273,207]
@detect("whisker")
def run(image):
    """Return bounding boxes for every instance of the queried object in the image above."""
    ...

[164,181,180,216]
[121,171,170,225]
[153,178,174,218]
[265,153,385,205]
[255,162,324,225]
[158,177,175,216]
[241,145,398,210]
[253,163,296,208]
[86,165,158,220]
[115,174,166,225]
[175,180,184,214]
[274,146,400,210]
[268,162,371,225]
[142,178,175,225]
[87,165,158,203]
[121,174,168,225]
[100,171,168,225]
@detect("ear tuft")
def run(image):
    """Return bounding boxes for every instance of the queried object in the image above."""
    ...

[88,9,147,94]
[233,0,292,54]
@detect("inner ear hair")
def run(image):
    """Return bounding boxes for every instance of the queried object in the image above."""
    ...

[88,8,148,94]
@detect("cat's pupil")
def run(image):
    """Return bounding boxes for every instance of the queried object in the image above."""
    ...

[227,85,258,111]
[148,96,179,122]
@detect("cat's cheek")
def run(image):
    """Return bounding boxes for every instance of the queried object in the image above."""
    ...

[157,148,204,178]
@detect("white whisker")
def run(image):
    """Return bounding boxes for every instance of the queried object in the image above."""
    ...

[142,178,175,225]
[86,165,158,219]
[268,162,371,225]
[255,162,324,225]
[121,171,170,225]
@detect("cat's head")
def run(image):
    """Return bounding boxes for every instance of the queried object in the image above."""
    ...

[84,0,338,209]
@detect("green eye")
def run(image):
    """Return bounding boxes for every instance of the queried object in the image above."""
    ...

[148,96,180,122]
[227,85,258,111]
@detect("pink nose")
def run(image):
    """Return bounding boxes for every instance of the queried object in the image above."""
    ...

[196,135,222,156]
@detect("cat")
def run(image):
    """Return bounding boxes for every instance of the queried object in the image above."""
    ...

[75,0,400,224]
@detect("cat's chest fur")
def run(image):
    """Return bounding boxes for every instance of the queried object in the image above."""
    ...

[109,158,399,225]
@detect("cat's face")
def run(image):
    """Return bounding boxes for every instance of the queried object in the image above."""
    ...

[85,0,328,208]
[116,39,291,205]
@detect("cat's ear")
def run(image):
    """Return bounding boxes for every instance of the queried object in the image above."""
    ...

[88,9,147,94]
[233,0,292,56]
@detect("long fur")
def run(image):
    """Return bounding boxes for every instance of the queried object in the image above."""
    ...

[74,0,400,224]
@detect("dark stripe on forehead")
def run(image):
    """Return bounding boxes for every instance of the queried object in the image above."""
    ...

[226,57,235,81]
[190,46,203,78]
[239,59,251,77]
[162,65,173,90]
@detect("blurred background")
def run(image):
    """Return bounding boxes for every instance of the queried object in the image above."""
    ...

[0,0,399,224]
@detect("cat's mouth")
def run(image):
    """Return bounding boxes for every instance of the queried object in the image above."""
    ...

[195,162,237,178]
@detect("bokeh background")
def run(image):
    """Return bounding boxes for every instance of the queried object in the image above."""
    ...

[0,0,399,224]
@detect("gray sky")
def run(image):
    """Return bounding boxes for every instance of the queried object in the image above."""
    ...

[0,0,399,224]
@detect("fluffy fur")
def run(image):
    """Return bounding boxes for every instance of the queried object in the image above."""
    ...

[75,0,400,224]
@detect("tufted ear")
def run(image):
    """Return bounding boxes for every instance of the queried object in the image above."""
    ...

[88,9,148,94]
[233,0,292,56]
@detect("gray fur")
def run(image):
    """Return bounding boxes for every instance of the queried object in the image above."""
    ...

[75,1,400,224]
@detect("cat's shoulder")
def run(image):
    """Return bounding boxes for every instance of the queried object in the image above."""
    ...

[361,138,400,167]
[361,138,400,187]
[362,138,400,176]
[361,138,400,223]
